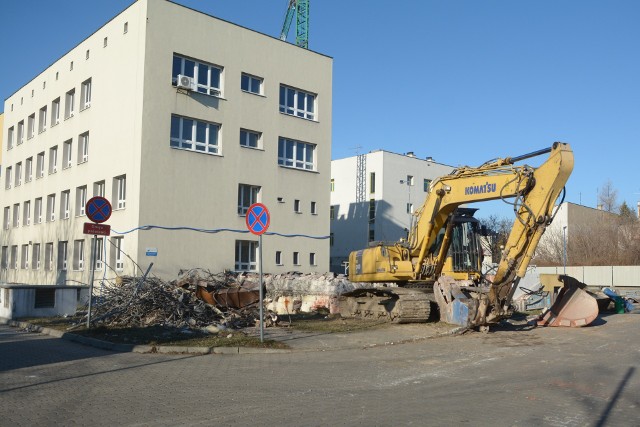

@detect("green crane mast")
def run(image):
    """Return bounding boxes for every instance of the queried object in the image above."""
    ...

[280,0,309,49]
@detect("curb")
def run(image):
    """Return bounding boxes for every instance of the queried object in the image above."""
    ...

[7,320,290,355]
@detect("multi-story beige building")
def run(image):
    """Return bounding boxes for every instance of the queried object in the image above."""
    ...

[1,0,332,287]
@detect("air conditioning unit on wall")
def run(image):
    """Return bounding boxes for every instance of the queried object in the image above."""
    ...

[177,74,196,91]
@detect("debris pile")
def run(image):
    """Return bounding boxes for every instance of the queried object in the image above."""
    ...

[89,269,262,329]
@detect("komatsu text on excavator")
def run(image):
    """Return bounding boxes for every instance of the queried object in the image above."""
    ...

[341,142,578,329]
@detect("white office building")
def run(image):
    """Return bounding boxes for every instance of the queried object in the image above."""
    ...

[329,150,453,272]
[1,0,333,288]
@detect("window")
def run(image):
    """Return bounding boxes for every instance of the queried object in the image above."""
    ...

[111,237,124,271]
[23,201,31,226]
[70,61,74,71]
[331,179,335,192]
[92,237,104,270]
[81,78,92,109]
[310,253,317,266]
[369,199,376,222]
[5,167,11,189]
[172,54,222,96]
[63,140,73,169]
[35,289,56,309]
[7,126,14,149]
[294,199,301,213]
[235,240,257,271]
[14,162,22,187]
[10,245,18,270]
[424,178,432,192]
[37,152,45,178]
[39,106,47,133]
[93,180,105,197]
[3,207,9,230]
[34,198,43,224]
[330,205,336,220]
[293,252,300,266]
[279,85,315,120]
[113,175,126,209]
[25,157,33,182]
[330,233,334,247]
[369,229,375,242]
[65,89,75,119]
[17,121,24,144]
[46,194,56,222]
[170,115,220,154]
[1,246,8,269]
[406,175,414,186]
[45,243,54,271]
[49,146,58,174]
[123,22,128,33]
[370,172,376,193]
[78,132,89,163]
[27,114,35,139]
[32,244,41,269]
[278,137,315,170]
[239,129,261,149]
[310,201,317,215]
[12,204,20,227]
[275,251,283,266]
[237,184,260,215]
[76,186,87,216]
[104,37,108,47]
[241,73,262,94]
[73,240,85,271]
[60,190,70,219]
[21,245,29,269]
[407,203,414,214]
[51,98,60,125]
[57,241,68,271]
[85,49,90,60]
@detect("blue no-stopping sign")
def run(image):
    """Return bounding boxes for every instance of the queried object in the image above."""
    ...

[245,203,270,236]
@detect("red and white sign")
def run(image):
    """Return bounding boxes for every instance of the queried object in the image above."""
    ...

[83,222,111,236]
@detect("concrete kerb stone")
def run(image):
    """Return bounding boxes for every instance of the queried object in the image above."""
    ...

[7,320,290,355]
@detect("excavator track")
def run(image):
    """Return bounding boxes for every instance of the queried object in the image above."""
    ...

[338,287,434,323]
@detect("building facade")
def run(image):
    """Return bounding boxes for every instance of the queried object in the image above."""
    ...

[329,150,453,272]
[1,0,333,286]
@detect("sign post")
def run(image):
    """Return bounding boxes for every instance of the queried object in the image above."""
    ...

[245,203,270,343]
[84,196,112,328]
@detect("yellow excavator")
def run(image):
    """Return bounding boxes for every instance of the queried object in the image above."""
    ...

[342,142,592,329]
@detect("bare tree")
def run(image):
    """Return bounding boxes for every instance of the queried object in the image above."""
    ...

[479,214,512,263]
[598,180,619,212]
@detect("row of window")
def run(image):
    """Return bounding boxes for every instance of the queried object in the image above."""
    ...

[6,79,92,151]
[330,175,433,193]
[7,17,130,113]
[235,240,318,271]
[170,114,317,171]
[172,54,317,121]
[2,176,125,229]
[238,183,318,216]
[5,133,89,190]
[1,237,124,272]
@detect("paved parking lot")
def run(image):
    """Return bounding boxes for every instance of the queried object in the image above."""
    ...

[1,312,639,426]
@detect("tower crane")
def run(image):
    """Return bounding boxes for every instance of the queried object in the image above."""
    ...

[280,0,309,49]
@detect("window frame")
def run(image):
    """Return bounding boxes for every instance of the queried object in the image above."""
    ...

[80,78,92,110]
[278,137,316,171]
[78,132,89,163]
[170,115,221,155]
[279,85,316,120]
[237,184,261,216]
[235,240,257,271]
[239,129,262,149]
[172,54,223,97]
[114,176,126,210]
[241,73,263,95]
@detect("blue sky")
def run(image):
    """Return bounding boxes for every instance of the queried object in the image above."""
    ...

[2,0,639,219]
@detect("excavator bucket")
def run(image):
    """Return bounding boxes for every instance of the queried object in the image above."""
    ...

[536,275,599,327]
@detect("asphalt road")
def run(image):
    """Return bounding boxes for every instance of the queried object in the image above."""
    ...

[1,313,639,427]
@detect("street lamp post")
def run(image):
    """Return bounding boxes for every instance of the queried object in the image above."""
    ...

[563,225,567,274]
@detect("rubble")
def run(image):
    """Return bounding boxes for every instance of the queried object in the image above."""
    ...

[87,269,262,330]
